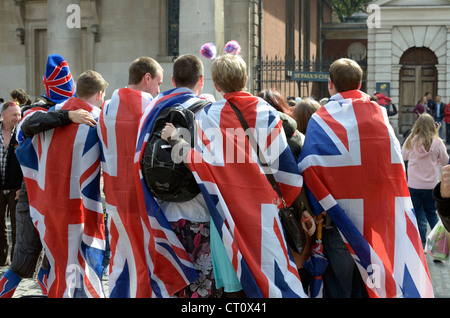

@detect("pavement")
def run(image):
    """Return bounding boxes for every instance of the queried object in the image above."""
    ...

[0,217,109,298]
[1,218,450,298]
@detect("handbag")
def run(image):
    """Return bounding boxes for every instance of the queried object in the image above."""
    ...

[426,220,450,261]
[228,101,306,254]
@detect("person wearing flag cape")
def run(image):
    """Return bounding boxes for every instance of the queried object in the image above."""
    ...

[15,70,109,298]
[0,54,98,298]
[159,53,307,298]
[97,57,163,298]
[134,54,227,298]
[298,58,434,298]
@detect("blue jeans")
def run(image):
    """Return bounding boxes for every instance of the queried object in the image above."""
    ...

[436,118,444,139]
[409,188,439,247]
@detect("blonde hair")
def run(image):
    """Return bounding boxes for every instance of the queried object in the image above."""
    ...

[404,113,439,152]
[211,54,247,93]
[293,98,321,134]
[76,70,109,99]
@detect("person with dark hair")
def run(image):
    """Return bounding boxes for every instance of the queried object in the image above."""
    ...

[434,165,450,231]
[258,89,303,160]
[10,89,28,106]
[135,54,226,298]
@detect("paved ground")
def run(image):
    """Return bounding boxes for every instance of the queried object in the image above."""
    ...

[1,220,449,298]
[0,217,109,298]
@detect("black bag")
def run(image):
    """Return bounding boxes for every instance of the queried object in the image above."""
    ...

[228,101,306,254]
[140,100,210,202]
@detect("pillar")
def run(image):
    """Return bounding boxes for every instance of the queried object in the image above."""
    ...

[179,0,225,98]
[47,0,82,79]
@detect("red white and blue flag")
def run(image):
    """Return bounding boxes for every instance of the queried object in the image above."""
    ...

[98,88,154,298]
[134,87,206,297]
[16,97,106,298]
[298,90,434,298]
[186,91,306,298]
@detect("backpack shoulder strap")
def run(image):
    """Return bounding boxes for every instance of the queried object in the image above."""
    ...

[187,99,211,114]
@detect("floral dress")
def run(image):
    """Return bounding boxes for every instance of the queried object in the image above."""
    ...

[170,219,223,298]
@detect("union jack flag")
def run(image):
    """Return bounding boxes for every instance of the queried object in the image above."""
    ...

[16,97,106,298]
[97,88,153,298]
[298,90,434,298]
[186,91,306,298]
[42,55,76,104]
[134,87,207,297]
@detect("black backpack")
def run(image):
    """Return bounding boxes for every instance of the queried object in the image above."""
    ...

[140,100,210,202]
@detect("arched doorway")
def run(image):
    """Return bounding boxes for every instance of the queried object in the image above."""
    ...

[399,47,438,134]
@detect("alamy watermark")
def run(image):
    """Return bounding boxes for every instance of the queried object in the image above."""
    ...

[366,4,381,29]
[65,4,381,30]
[66,4,81,29]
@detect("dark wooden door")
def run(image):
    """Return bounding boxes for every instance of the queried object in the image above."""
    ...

[399,48,438,134]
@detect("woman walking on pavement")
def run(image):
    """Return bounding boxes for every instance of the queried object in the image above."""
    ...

[402,113,449,248]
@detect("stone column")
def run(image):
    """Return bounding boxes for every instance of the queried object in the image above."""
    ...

[47,0,82,79]
[179,0,225,98]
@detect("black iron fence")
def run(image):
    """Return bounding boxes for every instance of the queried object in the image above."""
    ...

[255,56,367,100]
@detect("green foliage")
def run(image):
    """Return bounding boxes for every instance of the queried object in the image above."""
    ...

[330,0,368,22]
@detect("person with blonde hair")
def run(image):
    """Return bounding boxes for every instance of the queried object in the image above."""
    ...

[402,113,449,247]
[161,53,309,298]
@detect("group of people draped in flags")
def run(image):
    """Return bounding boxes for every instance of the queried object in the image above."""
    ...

[0,47,435,298]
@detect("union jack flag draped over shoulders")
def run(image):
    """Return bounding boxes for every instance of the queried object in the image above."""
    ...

[16,97,106,298]
[134,87,205,298]
[186,91,306,298]
[298,90,434,298]
[97,88,153,298]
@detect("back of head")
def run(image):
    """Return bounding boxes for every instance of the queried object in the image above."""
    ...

[329,58,363,93]
[293,98,321,135]
[10,88,28,105]
[76,70,109,99]
[173,55,204,89]
[128,57,163,85]
[211,54,247,94]
[257,89,292,116]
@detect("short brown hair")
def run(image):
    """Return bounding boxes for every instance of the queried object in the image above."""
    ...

[173,55,204,89]
[76,70,109,99]
[128,57,163,85]
[211,54,247,94]
[10,88,28,105]
[329,58,363,93]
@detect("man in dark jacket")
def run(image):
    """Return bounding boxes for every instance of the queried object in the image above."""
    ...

[0,102,23,266]
[434,165,450,231]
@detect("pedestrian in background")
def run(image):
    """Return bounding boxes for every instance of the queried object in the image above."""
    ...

[0,102,22,266]
[433,95,445,139]
[414,96,429,118]
[402,113,449,248]
[293,98,321,136]
[444,100,450,145]
[434,165,450,231]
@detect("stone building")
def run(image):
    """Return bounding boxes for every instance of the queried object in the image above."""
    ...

[0,0,328,102]
[366,0,450,135]
[0,0,261,101]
